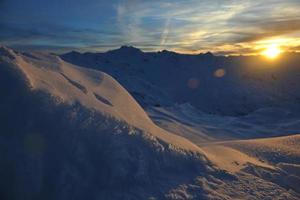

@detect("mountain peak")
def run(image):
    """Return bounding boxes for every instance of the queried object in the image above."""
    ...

[120,45,140,51]
[108,45,143,55]
[64,50,82,56]
[159,49,178,55]
[201,51,214,56]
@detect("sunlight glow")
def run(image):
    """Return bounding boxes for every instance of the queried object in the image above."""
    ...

[262,45,282,59]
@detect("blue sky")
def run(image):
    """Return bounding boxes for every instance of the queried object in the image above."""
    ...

[1,0,300,54]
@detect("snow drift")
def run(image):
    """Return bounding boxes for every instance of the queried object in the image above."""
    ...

[0,46,212,200]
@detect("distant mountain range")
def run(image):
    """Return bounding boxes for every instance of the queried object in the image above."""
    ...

[61,46,300,116]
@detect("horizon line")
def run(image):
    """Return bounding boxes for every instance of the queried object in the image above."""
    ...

[2,44,300,57]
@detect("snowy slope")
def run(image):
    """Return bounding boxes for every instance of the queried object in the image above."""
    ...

[227,134,300,166]
[0,46,201,152]
[147,104,300,142]
[1,46,300,199]
[223,135,300,193]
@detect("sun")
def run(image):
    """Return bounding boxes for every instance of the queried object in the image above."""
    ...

[262,45,281,59]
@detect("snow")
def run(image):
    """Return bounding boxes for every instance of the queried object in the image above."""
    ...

[4,49,202,153]
[1,46,300,199]
[227,135,300,166]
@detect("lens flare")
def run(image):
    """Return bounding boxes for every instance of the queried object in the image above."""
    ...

[187,78,199,89]
[214,68,226,78]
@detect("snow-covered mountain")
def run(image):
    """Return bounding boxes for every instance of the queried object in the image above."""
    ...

[61,46,300,116]
[1,46,300,200]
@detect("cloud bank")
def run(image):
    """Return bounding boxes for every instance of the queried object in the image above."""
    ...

[1,0,300,54]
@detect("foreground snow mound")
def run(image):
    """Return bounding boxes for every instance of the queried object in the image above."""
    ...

[0,46,214,199]
[0,46,201,152]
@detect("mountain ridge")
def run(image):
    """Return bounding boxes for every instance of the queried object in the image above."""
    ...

[61,46,300,116]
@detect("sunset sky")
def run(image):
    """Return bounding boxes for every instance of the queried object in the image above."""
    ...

[1,0,300,54]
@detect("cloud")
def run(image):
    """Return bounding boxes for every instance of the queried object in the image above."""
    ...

[1,0,300,54]
[225,0,300,43]
[288,45,300,52]
[0,21,123,49]
[160,18,171,46]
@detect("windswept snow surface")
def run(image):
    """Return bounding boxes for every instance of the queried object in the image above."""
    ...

[1,46,300,199]
[147,104,300,142]
[1,46,200,152]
